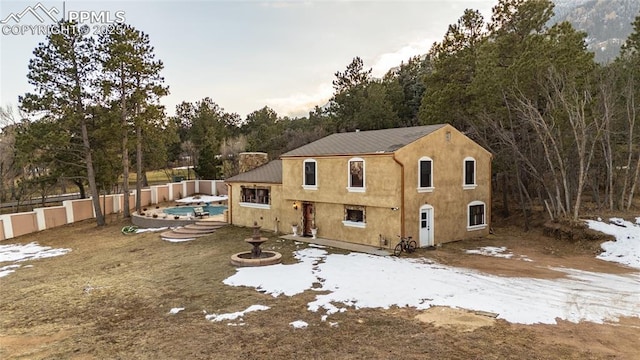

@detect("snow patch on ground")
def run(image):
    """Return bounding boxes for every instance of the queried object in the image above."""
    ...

[0,242,71,278]
[223,248,326,297]
[308,244,326,249]
[289,320,308,328]
[169,307,184,314]
[162,238,196,243]
[136,227,168,233]
[0,264,21,278]
[224,224,640,325]
[205,304,270,323]
[465,246,533,261]
[585,217,640,270]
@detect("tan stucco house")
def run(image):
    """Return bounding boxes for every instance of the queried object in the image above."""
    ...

[225,124,492,249]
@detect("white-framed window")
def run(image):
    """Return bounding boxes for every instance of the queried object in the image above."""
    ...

[467,200,486,230]
[302,159,317,190]
[342,205,366,228]
[239,186,271,209]
[347,157,365,192]
[418,156,434,192]
[463,157,477,189]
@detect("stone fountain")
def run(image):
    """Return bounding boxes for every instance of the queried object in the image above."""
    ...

[230,221,282,266]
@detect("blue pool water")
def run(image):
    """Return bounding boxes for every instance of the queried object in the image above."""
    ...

[163,205,227,216]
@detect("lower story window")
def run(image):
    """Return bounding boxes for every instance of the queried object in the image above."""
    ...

[468,201,486,229]
[241,186,270,205]
[343,205,366,228]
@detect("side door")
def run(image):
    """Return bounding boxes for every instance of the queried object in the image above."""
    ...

[419,205,434,247]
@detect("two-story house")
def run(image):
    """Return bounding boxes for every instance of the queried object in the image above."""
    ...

[225,124,492,248]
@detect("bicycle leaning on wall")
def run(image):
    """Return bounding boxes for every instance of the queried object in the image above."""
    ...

[393,235,417,256]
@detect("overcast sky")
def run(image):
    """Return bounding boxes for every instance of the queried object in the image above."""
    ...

[0,0,496,119]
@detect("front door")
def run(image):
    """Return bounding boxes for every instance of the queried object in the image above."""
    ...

[419,205,434,247]
[302,202,314,237]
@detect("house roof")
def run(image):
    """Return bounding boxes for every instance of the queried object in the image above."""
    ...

[225,159,282,184]
[281,124,447,157]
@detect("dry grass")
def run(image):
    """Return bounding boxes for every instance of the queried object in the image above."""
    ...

[1,216,638,359]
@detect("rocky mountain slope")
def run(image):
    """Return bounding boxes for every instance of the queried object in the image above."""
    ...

[552,0,640,63]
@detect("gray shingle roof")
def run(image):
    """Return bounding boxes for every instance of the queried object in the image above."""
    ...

[225,159,282,184]
[281,124,447,157]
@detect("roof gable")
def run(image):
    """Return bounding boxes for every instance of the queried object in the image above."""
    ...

[225,160,282,184]
[281,124,447,157]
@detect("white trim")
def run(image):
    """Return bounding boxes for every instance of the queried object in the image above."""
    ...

[342,220,366,228]
[303,158,318,189]
[347,157,365,191]
[467,224,487,231]
[112,194,121,213]
[239,202,271,210]
[346,187,366,193]
[467,200,486,231]
[417,187,434,193]
[34,208,47,231]
[150,186,158,204]
[418,156,434,190]
[463,157,476,189]
[0,214,14,239]
[63,200,74,223]
[211,180,218,195]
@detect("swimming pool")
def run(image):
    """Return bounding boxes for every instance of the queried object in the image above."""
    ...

[163,205,227,216]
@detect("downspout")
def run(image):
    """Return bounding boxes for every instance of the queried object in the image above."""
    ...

[392,154,405,238]
[226,183,232,224]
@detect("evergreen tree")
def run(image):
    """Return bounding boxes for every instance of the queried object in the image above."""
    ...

[20,20,105,225]
[419,9,486,129]
[329,57,398,132]
[98,24,168,213]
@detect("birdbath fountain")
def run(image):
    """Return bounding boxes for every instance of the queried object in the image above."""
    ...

[230,221,282,267]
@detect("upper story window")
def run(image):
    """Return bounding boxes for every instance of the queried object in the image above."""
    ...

[347,158,365,192]
[463,157,477,189]
[303,159,317,190]
[467,200,486,230]
[418,157,434,192]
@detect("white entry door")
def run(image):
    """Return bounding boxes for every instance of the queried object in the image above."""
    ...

[419,205,434,247]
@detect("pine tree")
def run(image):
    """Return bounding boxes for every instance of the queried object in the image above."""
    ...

[20,20,105,226]
[98,24,168,213]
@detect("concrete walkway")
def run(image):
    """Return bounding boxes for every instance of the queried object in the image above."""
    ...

[280,235,392,256]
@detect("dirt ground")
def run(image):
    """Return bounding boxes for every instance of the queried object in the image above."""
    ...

[1,215,639,359]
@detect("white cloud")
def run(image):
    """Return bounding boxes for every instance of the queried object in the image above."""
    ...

[262,82,334,117]
[262,38,437,117]
[370,38,435,78]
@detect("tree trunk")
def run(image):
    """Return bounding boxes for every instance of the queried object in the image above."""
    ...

[515,165,529,231]
[71,53,104,226]
[627,152,640,210]
[501,172,510,217]
[135,124,142,213]
[121,68,130,218]
[81,118,105,226]
[122,129,130,217]
[620,76,637,210]
[73,179,86,199]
